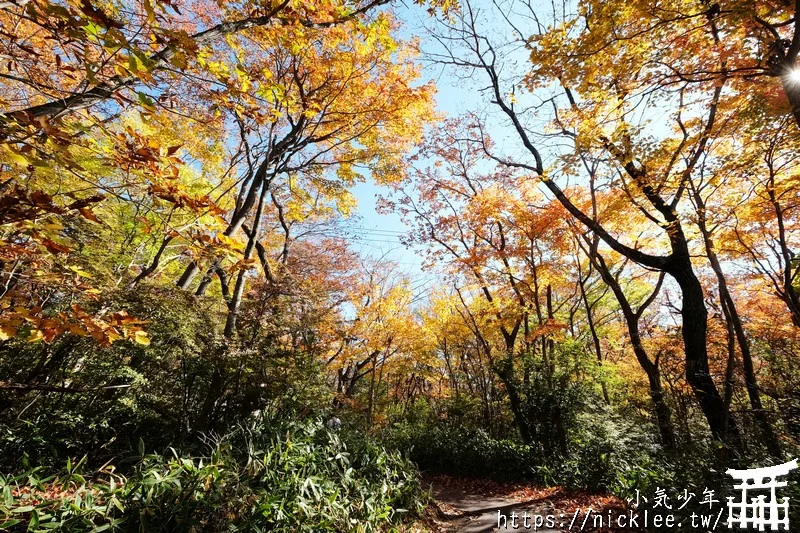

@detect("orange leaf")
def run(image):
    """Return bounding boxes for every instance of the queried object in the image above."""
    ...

[78,208,102,223]
[42,239,71,254]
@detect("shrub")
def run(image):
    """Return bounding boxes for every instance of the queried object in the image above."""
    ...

[0,417,425,532]
[384,422,535,481]
[0,285,333,471]
[382,399,669,493]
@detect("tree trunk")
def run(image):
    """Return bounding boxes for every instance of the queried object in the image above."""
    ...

[645,364,677,452]
[176,151,274,290]
[367,351,378,425]
[197,367,224,433]
[496,357,533,444]
[765,177,800,328]
[671,265,744,457]
[176,260,200,290]
[694,188,782,458]
[584,244,677,450]
[130,236,173,287]
[224,171,271,337]
[578,269,610,404]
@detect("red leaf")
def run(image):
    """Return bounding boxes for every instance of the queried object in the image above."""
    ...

[41,239,71,254]
[78,208,102,224]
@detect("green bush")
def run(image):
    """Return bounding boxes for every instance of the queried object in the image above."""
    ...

[0,417,425,532]
[382,400,669,493]
[386,423,536,481]
[0,285,333,471]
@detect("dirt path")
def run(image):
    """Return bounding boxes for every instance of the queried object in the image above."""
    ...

[423,475,626,533]
[426,478,561,532]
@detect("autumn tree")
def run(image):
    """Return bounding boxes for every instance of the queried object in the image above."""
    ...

[420,290,506,433]
[166,10,435,340]
[324,256,433,425]
[386,118,593,449]
[423,0,800,457]
[0,0,434,344]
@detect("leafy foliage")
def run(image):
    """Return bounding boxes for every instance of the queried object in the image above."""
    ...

[0,418,424,532]
[1,0,800,529]
[0,285,331,469]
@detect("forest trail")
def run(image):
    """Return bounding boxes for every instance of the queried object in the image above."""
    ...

[424,475,625,532]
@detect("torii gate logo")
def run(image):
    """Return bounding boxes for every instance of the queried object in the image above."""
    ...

[726,459,797,530]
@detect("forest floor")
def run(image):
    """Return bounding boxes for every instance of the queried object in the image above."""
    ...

[420,474,630,533]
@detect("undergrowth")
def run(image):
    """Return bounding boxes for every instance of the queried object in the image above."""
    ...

[0,417,425,532]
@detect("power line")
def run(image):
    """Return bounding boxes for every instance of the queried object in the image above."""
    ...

[343,226,408,235]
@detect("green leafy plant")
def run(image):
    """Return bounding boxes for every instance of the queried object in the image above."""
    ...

[0,417,426,532]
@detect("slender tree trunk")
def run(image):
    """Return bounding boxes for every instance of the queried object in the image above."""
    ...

[176,260,200,290]
[722,298,737,418]
[177,150,274,291]
[197,367,224,432]
[578,269,610,404]
[224,172,271,337]
[671,264,744,457]
[766,179,800,327]
[546,284,555,379]
[588,249,677,451]
[496,356,533,444]
[632,330,676,451]
[694,189,782,458]
[130,236,173,287]
[718,278,782,458]
[194,260,221,296]
[367,351,378,426]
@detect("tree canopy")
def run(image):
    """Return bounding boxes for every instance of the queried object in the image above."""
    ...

[1,0,799,530]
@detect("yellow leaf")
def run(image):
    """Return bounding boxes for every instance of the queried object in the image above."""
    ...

[3,147,28,167]
[105,329,122,344]
[144,0,155,23]
[0,324,16,341]
[133,330,151,346]
[69,266,93,278]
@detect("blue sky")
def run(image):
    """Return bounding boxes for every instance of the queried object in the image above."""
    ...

[343,3,477,299]
[343,1,526,304]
